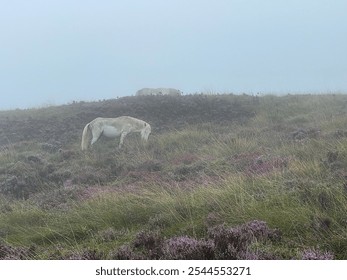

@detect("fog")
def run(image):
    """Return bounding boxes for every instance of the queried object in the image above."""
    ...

[1,0,346,109]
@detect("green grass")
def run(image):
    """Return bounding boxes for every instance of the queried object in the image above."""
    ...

[1,93,347,259]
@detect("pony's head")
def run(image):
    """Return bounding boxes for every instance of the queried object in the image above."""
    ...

[141,122,151,141]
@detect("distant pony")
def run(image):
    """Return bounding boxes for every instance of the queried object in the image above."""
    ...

[81,116,151,150]
[136,88,182,96]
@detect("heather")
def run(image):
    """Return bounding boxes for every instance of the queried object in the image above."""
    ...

[0,93,346,259]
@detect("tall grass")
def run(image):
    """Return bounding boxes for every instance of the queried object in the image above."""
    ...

[1,94,347,259]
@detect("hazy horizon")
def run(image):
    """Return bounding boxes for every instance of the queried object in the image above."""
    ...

[1,0,346,110]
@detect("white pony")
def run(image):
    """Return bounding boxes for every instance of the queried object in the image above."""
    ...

[136,88,182,96]
[81,116,151,150]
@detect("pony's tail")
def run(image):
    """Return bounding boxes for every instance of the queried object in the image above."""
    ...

[81,123,91,150]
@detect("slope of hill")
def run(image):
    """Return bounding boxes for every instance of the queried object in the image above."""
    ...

[0,94,255,146]
[0,93,347,259]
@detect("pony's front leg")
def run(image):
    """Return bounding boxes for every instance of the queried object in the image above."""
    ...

[118,132,128,148]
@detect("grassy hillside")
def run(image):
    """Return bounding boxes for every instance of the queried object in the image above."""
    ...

[0,93,347,259]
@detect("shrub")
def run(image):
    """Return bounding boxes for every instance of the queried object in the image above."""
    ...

[162,236,215,260]
[0,243,34,260]
[133,230,163,259]
[111,220,280,260]
[110,245,144,260]
[301,248,334,260]
[66,249,103,260]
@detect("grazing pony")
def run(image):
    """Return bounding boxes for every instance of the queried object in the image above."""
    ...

[81,116,151,150]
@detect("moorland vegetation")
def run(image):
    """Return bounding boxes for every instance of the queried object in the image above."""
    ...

[0,93,346,259]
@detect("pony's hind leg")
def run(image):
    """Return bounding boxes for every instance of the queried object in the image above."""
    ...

[91,135,100,146]
[90,128,102,147]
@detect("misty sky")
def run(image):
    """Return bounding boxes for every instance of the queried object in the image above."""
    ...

[1,0,347,109]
